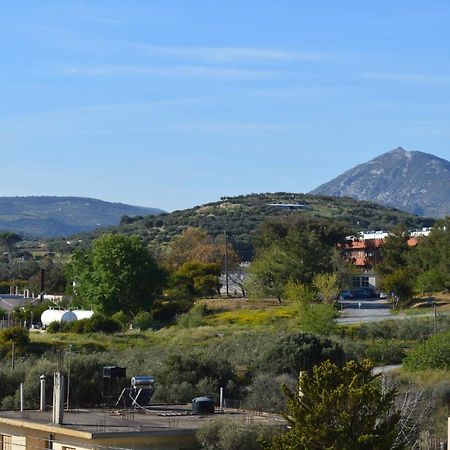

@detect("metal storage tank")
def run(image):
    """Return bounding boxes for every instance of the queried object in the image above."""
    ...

[72,309,94,320]
[192,396,215,415]
[41,309,77,327]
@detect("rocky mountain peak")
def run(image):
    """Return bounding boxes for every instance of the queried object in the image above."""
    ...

[310,148,450,217]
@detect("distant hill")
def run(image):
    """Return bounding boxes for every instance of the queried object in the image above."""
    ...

[0,196,165,237]
[310,147,450,217]
[48,193,434,261]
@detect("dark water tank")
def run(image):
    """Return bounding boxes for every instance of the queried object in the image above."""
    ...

[103,366,126,379]
[192,396,215,414]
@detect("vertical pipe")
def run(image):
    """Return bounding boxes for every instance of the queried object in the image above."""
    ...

[11,341,15,370]
[52,372,64,425]
[40,375,46,411]
[66,345,72,411]
[20,383,23,412]
[219,387,224,410]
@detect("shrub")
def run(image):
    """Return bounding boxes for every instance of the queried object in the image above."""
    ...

[66,318,90,333]
[352,317,450,342]
[300,303,338,336]
[405,331,450,371]
[177,304,208,328]
[261,333,344,376]
[0,326,30,354]
[154,350,237,403]
[197,417,279,450]
[364,339,405,365]
[111,311,129,330]
[132,311,154,331]
[46,321,61,333]
[244,373,296,413]
[149,299,192,325]
[85,314,121,333]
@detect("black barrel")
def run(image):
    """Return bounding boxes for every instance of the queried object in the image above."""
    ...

[192,396,215,414]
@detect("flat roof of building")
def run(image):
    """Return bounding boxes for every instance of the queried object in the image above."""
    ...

[0,406,285,439]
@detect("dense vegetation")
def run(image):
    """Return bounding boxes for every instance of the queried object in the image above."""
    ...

[0,195,448,449]
[46,193,434,260]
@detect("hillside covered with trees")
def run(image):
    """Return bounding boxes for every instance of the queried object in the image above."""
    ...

[48,193,434,260]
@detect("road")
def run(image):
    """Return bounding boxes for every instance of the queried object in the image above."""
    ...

[336,298,420,324]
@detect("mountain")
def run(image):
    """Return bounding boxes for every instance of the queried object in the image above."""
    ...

[47,193,434,261]
[0,196,165,237]
[310,148,450,217]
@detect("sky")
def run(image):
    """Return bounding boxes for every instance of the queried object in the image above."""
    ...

[1,1,450,211]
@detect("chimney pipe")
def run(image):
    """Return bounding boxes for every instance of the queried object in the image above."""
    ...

[40,375,46,411]
[52,372,64,425]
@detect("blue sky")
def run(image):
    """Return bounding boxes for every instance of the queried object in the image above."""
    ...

[1,1,449,211]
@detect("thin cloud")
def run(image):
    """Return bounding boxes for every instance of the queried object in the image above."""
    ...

[361,72,450,84]
[0,123,301,139]
[136,45,326,63]
[57,64,280,80]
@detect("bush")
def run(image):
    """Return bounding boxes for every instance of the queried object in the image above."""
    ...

[405,331,450,371]
[47,315,121,334]
[300,303,338,336]
[66,318,90,333]
[364,339,405,365]
[197,417,280,450]
[0,326,30,354]
[154,350,237,403]
[132,311,154,331]
[46,321,61,333]
[111,311,129,330]
[85,314,121,333]
[153,299,192,323]
[177,304,208,328]
[261,333,344,376]
[244,373,296,413]
[353,316,450,342]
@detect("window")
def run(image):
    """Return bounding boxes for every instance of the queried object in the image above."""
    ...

[62,447,76,450]
[361,276,369,287]
[352,277,360,287]
[0,434,12,450]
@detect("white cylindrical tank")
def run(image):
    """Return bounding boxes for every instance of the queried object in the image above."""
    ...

[41,309,78,327]
[72,310,94,320]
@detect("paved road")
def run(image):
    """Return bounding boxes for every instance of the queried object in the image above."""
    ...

[337,298,412,324]
[337,298,393,323]
[337,298,444,324]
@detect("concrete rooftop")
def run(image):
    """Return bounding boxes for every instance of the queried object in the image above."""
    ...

[0,405,285,438]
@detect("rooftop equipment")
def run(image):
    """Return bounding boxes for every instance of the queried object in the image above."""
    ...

[115,375,156,409]
[102,366,127,406]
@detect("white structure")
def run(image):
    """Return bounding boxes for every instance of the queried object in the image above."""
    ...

[40,309,77,327]
[72,309,94,320]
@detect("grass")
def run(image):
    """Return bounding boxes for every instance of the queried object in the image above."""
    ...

[206,306,295,327]
[28,301,298,352]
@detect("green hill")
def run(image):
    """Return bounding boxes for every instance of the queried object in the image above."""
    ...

[0,196,165,237]
[48,193,434,260]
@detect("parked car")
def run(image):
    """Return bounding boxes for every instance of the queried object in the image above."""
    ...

[339,291,354,300]
[379,292,388,299]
